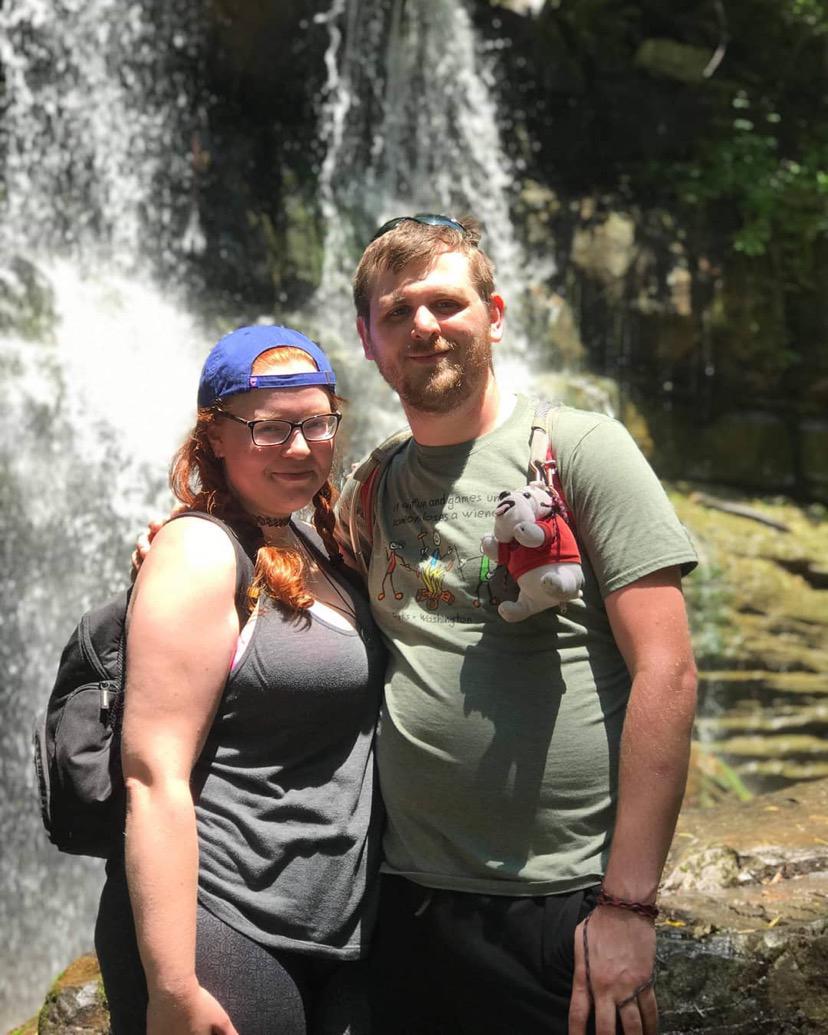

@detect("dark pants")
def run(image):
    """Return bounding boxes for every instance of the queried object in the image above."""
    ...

[95,857,369,1035]
[367,874,602,1035]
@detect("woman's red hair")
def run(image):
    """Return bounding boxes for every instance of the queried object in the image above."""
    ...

[169,346,342,616]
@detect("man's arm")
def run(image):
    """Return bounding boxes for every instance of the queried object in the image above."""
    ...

[569,566,698,1035]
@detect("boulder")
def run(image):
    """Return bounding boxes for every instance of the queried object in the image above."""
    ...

[658,778,828,1032]
[14,783,828,1033]
[15,954,110,1035]
[572,211,637,289]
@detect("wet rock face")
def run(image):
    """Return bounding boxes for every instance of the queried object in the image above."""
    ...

[658,778,828,1032]
[672,491,828,797]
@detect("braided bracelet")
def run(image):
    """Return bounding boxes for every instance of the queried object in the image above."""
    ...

[596,886,659,921]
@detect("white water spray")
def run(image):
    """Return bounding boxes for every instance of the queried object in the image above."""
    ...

[312,0,545,349]
[0,0,206,1026]
[0,0,548,1025]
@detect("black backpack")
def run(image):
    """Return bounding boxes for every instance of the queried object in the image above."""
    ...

[34,513,257,858]
[33,590,130,857]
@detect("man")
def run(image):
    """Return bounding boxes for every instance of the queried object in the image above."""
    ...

[335,214,698,1035]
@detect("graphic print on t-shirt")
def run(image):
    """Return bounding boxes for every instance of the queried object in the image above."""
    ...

[373,488,514,620]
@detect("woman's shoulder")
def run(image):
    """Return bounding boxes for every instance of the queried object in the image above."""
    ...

[127,513,242,636]
[141,512,239,583]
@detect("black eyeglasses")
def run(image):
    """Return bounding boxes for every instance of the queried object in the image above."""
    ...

[217,410,341,447]
[369,212,468,243]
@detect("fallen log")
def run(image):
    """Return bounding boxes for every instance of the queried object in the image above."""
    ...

[690,492,792,532]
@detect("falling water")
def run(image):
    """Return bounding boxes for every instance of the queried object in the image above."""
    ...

[0,0,204,271]
[1,0,547,1025]
[308,0,548,441]
[0,0,207,1025]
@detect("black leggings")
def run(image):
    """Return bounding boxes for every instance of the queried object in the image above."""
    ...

[95,859,369,1035]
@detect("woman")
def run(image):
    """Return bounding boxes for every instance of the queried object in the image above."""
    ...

[95,325,385,1035]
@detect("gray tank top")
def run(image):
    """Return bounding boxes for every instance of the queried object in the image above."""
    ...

[192,522,385,960]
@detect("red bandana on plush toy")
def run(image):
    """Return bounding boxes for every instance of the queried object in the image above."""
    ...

[481,482,584,622]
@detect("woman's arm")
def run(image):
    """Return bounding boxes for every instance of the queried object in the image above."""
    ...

[120,517,241,1035]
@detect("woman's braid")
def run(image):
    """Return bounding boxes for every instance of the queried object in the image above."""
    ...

[312,481,344,566]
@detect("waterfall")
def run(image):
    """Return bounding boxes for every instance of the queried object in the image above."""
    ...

[0,0,205,271]
[0,0,541,1025]
[309,0,546,443]
[0,0,207,1025]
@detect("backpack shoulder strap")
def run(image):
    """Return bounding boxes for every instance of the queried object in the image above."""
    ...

[338,427,412,578]
[78,589,131,682]
[528,399,576,527]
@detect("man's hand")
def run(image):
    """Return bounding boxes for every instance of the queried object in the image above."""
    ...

[131,508,186,575]
[569,906,658,1035]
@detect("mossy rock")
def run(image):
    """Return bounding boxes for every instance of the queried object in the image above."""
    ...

[7,1019,38,1035]
[670,487,828,791]
[36,954,109,1034]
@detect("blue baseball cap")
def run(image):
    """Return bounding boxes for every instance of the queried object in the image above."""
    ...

[197,325,336,409]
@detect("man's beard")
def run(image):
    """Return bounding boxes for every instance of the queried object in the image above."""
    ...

[377,333,493,414]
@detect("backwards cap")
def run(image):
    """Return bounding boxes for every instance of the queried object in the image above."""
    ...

[198,325,336,409]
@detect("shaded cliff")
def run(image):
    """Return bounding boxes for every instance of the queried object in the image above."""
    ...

[193,0,828,498]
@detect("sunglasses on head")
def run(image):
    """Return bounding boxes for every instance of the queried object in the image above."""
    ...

[369,212,468,243]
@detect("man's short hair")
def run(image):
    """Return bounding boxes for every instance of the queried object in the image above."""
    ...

[352,216,496,320]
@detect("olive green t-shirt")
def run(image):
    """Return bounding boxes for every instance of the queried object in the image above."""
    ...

[365,395,697,895]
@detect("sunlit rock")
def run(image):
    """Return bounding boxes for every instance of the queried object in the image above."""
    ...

[663,845,743,893]
[34,954,109,1034]
[490,0,546,18]
[672,490,828,794]
[527,287,585,369]
[634,38,716,84]
[659,779,828,1032]
[571,211,636,288]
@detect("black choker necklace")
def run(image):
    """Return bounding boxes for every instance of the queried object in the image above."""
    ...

[254,514,292,527]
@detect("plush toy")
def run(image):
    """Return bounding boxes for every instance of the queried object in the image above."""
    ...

[481,481,584,622]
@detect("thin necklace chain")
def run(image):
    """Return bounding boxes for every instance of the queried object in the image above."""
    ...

[292,526,356,621]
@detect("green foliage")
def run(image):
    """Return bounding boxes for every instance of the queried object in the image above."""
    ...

[786,0,828,32]
[693,743,754,808]
[674,91,828,287]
